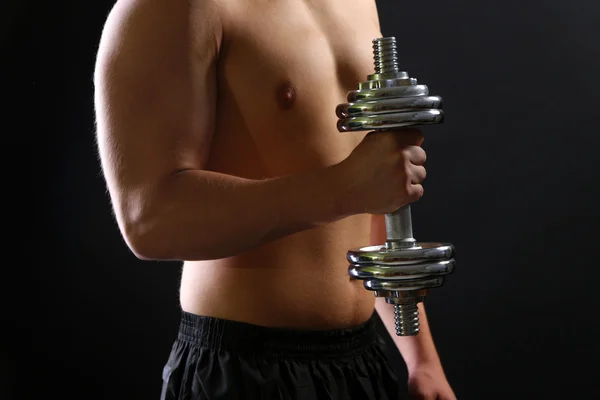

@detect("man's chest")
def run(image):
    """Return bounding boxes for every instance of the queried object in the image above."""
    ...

[220,0,382,116]
[208,0,382,172]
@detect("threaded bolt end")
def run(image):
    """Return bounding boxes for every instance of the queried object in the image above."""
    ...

[394,303,420,335]
[372,37,399,74]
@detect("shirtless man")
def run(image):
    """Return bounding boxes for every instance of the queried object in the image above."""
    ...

[94,0,456,398]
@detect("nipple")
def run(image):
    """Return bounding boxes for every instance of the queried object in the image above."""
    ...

[276,80,297,110]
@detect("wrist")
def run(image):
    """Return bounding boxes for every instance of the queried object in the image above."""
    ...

[406,356,443,375]
[326,161,359,218]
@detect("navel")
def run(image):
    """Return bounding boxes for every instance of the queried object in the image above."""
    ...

[276,80,297,110]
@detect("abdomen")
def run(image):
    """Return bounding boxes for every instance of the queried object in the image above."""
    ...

[180,214,376,329]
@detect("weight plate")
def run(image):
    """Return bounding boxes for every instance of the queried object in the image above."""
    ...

[347,243,454,265]
[365,277,444,291]
[336,96,442,118]
[347,85,429,102]
[349,259,454,280]
[337,109,443,132]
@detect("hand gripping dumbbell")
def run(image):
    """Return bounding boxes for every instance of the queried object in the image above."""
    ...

[336,37,455,336]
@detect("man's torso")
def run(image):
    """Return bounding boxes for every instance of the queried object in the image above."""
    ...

[181,0,383,329]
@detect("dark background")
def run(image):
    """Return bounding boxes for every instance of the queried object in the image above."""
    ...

[5,0,599,398]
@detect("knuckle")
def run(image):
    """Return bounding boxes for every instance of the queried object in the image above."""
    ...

[403,162,412,177]
[398,148,411,163]
[392,151,409,170]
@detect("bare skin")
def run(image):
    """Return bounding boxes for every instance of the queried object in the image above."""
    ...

[95,0,455,398]
[180,0,383,327]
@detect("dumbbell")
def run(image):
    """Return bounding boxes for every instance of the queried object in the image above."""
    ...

[336,37,455,336]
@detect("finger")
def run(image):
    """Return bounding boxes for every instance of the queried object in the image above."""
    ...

[407,183,424,202]
[410,165,427,184]
[406,146,427,165]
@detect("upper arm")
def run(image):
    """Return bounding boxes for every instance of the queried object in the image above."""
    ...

[94,0,222,219]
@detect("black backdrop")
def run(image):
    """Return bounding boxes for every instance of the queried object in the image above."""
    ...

[6,0,600,398]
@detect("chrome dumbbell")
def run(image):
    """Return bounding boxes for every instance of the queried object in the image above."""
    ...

[336,37,455,336]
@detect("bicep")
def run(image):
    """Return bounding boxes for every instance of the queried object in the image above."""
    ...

[94,0,221,195]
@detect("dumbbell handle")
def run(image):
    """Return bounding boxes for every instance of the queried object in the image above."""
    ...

[385,204,416,249]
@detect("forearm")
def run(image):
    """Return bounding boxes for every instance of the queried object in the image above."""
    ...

[375,299,441,371]
[122,165,350,261]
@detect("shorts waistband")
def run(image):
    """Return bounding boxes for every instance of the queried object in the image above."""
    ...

[177,311,379,359]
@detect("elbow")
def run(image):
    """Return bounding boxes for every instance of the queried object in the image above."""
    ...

[117,200,174,260]
[114,188,177,260]
[114,186,224,261]
[121,218,172,261]
[119,212,217,262]
[125,236,159,261]
[123,222,218,261]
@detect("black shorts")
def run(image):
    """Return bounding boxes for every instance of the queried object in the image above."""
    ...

[160,311,402,400]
